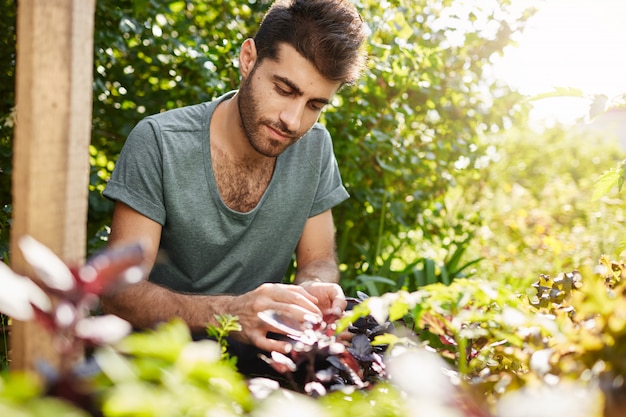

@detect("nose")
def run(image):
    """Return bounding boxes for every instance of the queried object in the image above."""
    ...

[279,103,304,133]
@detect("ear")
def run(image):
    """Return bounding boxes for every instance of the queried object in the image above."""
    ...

[239,38,258,78]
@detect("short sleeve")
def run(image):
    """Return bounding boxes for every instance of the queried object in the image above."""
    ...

[308,129,349,217]
[103,118,167,225]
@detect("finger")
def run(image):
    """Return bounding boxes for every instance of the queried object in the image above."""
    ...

[279,286,321,314]
[311,285,346,316]
[252,334,293,354]
[331,294,347,315]
[269,302,323,325]
[284,284,319,303]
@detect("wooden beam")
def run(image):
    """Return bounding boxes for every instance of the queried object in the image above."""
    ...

[11,0,95,373]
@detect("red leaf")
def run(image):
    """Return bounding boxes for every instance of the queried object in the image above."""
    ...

[78,242,145,295]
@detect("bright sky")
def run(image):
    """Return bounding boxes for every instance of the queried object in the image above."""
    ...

[491,0,626,125]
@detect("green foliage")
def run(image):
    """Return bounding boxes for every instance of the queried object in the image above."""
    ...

[593,159,626,201]
[529,257,626,382]
[353,233,483,297]
[456,123,626,288]
[340,279,543,397]
[328,0,532,294]
[206,314,242,365]
[95,319,254,416]
[88,0,271,253]
[336,256,626,414]
[87,0,534,278]
[320,383,406,417]
[0,0,16,258]
[0,0,534,285]
[1,274,622,416]
[0,372,90,416]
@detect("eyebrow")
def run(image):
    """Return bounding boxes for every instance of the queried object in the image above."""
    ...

[272,75,332,106]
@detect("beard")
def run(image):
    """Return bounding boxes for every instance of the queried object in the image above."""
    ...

[237,68,301,158]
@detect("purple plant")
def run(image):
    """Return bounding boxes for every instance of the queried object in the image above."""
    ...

[257,295,389,396]
[0,236,146,413]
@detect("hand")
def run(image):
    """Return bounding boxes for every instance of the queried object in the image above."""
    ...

[227,283,323,353]
[297,280,346,318]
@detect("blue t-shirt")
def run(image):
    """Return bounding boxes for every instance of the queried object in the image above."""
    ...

[103,92,349,295]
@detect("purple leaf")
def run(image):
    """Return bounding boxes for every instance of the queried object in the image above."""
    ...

[259,351,298,374]
[18,235,76,292]
[348,333,372,360]
[75,315,132,345]
[79,242,146,295]
[0,262,51,320]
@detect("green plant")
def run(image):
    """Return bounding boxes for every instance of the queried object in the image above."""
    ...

[0,237,499,417]
[206,313,242,366]
[0,371,91,417]
[94,319,254,417]
[345,208,484,297]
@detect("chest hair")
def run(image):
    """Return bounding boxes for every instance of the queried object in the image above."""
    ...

[211,145,276,212]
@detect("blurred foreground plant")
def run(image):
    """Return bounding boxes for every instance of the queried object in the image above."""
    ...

[0,237,496,417]
[0,236,146,414]
[0,237,614,416]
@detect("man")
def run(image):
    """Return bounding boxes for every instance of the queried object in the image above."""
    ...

[101,0,367,366]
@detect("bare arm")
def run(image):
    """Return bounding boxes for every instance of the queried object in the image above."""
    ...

[294,209,346,317]
[101,202,324,352]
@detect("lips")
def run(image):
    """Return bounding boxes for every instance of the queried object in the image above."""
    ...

[265,124,295,143]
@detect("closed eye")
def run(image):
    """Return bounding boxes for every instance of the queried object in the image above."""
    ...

[309,101,326,111]
[275,84,292,96]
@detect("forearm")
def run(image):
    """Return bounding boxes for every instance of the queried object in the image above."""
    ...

[294,258,340,285]
[101,280,236,332]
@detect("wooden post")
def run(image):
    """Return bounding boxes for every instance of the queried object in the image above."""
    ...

[10,0,95,373]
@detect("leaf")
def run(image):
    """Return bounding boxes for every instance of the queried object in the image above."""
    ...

[259,351,297,374]
[336,302,370,333]
[116,318,192,363]
[424,258,437,285]
[371,333,412,348]
[589,94,609,119]
[366,296,388,325]
[348,333,372,360]
[592,168,620,201]
[0,262,51,320]
[388,297,409,322]
[79,241,146,295]
[168,1,186,13]
[18,235,75,292]
[304,381,327,397]
[357,274,396,297]
[75,315,132,345]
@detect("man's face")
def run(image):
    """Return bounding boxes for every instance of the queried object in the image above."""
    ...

[237,43,341,158]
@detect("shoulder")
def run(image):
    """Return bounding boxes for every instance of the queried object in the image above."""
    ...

[143,102,210,133]
[307,122,332,140]
[139,92,235,134]
[296,123,333,151]
[283,123,337,170]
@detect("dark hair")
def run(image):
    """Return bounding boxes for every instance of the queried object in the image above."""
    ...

[253,0,367,84]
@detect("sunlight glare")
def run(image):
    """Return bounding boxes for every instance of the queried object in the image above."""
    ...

[492,0,626,125]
